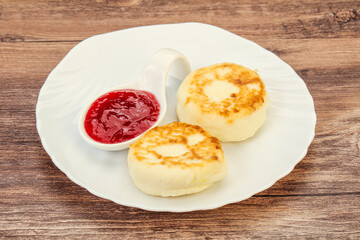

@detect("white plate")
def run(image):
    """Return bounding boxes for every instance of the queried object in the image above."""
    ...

[36,22,316,212]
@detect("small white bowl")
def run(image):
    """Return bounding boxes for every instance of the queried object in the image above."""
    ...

[78,48,191,151]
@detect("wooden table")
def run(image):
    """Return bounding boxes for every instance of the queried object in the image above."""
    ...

[1,1,360,238]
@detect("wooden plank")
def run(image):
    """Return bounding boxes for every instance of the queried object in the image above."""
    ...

[0,195,359,238]
[1,38,359,79]
[0,0,359,42]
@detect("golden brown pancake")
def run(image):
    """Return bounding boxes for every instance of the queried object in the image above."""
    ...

[176,63,270,141]
[127,122,227,197]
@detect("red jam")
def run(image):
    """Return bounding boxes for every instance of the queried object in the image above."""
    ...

[84,89,160,144]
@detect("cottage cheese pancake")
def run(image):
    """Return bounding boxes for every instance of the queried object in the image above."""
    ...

[177,63,270,141]
[127,122,227,197]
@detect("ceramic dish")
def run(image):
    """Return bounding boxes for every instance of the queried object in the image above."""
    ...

[36,22,316,212]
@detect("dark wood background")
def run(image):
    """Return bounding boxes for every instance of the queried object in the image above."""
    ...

[1,0,360,239]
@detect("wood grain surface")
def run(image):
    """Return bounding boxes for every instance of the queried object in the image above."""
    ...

[1,0,360,239]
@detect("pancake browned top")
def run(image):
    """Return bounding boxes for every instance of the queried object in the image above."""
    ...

[184,63,267,120]
[129,122,224,169]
